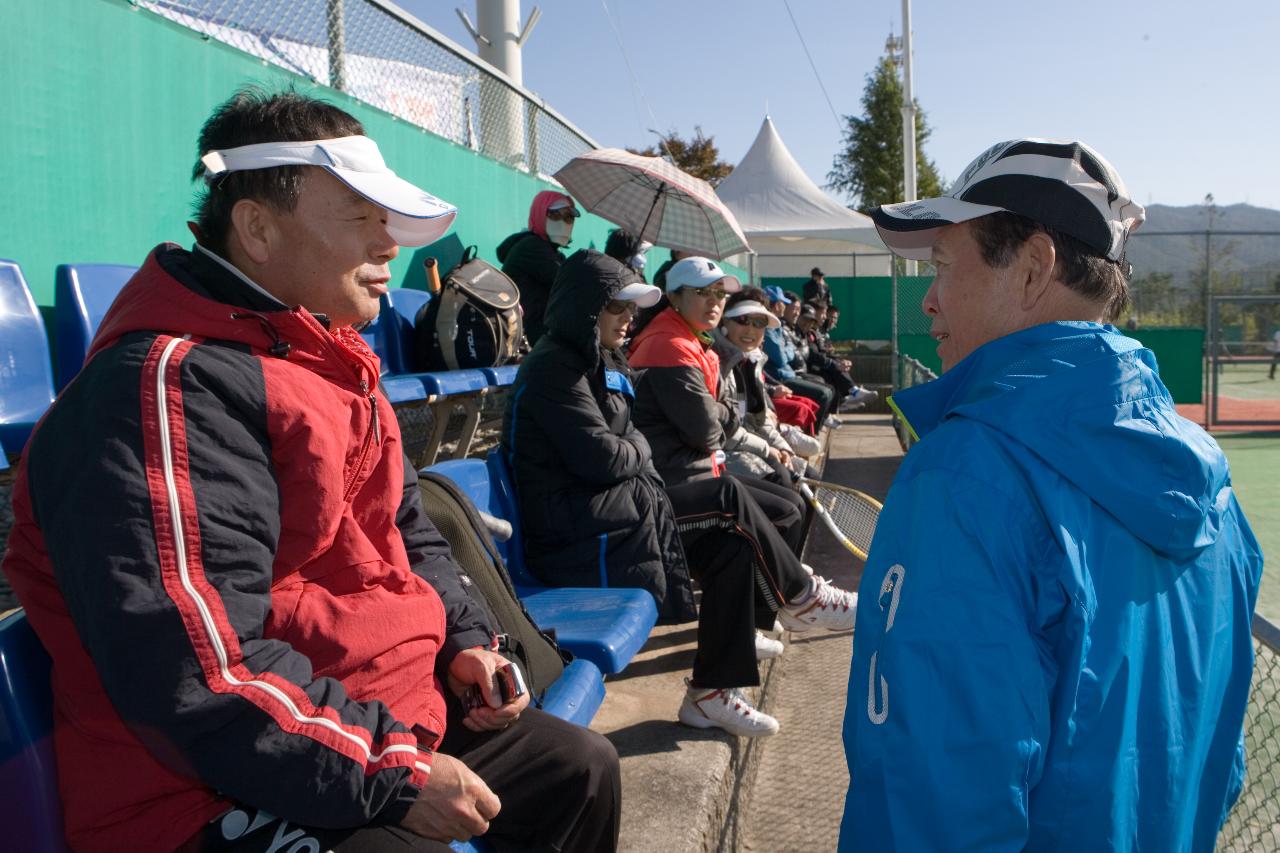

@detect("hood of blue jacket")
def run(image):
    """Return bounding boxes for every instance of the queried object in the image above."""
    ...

[892,322,1229,560]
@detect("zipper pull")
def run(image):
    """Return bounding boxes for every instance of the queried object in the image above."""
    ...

[361,380,381,445]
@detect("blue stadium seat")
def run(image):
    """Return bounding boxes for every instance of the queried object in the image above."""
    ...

[53,263,137,391]
[539,659,606,728]
[0,261,57,455]
[429,457,658,675]
[480,365,519,387]
[382,288,431,375]
[0,610,70,852]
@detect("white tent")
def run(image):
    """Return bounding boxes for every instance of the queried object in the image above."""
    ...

[717,117,889,279]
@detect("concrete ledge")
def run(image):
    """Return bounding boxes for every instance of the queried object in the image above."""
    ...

[592,623,781,853]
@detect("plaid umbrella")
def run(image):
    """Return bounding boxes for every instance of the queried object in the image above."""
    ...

[553,148,751,260]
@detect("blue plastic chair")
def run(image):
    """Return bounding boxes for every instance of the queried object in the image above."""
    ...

[53,263,137,391]
[480,365,519,388]
[428,457,658,675]
[0,261,57,455]
[0,610,70,852]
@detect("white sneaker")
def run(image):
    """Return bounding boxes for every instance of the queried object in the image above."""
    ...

[678,682,779,737]
[826,415,844,429]
[841,388,877,411]
[778,575,857,632]
[755,630,784,660]
[781,424,821,458]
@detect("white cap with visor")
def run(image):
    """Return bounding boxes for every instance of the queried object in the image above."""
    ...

[614,281,662,307]
[723,300,780,329]
[200,135,457,247]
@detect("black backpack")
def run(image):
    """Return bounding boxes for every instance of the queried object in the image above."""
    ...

[416,471,569,701]
[413,247,523,370]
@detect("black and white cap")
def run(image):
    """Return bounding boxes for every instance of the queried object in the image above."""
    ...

[871,139,1145,262]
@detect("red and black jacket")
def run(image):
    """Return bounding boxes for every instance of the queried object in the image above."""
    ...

[2,245,493,851]
[627,307,740,487]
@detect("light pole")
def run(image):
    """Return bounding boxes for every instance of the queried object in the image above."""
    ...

[899,0,917,275]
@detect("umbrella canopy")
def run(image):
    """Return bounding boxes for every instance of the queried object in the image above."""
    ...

[553,148,751,260]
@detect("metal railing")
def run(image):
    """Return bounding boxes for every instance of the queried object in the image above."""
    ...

[132,0,597,176]
[890,354,935,453]
[1220,614,1280,850]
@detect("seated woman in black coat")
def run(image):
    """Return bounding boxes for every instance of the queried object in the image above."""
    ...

[503,251,856,739]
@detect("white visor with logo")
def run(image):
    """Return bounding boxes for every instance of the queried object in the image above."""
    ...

[200,135,457,247]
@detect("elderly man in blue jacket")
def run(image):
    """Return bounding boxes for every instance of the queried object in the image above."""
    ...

[840,139,1262,852]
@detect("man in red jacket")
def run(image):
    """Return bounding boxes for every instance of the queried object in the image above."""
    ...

[2,88,619,852]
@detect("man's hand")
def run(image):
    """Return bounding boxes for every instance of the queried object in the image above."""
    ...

[772,385,794,399]
[448,648,531,732]
[400,753,500,842]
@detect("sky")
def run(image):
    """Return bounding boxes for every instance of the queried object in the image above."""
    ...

[399,0,1280,211]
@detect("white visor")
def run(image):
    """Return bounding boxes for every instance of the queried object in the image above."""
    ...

[615,281,662,308]
[723,300,780,329]
[200,135,457,247]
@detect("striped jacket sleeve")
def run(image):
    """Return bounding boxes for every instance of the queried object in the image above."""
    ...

[26,335,426,828]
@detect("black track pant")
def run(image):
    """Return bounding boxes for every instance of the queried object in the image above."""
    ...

[784,375,836,425]
[736,474,809,556]
[666,475,812,690]
[188,700,621,853]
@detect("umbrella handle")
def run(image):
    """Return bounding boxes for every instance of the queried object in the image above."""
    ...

[639,182,667,243]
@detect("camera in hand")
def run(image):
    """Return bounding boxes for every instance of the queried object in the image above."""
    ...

[463,661,528,712]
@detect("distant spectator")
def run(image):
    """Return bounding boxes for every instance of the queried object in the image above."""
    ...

[762,293,838,427]
[504,250,855,738]
[803,266,832,306]
[497,190,580,345]
[717,288,822,478]
[652,248,694,290]
[603,228,652,279]
[1270,326,1280,379]
[762,286,823,434]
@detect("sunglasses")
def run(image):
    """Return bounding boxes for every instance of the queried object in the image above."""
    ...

[688,286,728,301]
[729,315,770,329]
[546,207,581,222]
[603,300,638,317]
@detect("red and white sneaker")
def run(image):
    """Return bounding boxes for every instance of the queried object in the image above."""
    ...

[778,575,857,632]
[678,682,779,738]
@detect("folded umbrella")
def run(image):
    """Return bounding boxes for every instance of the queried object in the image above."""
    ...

[553,148,751,260]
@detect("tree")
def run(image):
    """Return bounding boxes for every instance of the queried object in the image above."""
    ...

[628,127,734,186]
[827,56,944,212]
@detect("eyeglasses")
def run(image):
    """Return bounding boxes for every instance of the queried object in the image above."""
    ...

[729,315,770,329]
[546,207,581,222]
[688,286,727,301]
[603,300,638,317]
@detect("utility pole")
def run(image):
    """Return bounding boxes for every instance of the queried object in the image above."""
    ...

[899,0,917,275]
[456,1,542,169]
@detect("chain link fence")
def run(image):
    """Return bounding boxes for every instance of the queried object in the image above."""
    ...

[133,0,596,176]
[1220,615,1280,850]
[1124,231,1280,332]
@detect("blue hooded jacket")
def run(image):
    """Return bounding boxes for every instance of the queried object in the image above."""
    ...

[840,322,1262,852]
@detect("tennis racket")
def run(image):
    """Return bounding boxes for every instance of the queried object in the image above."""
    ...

[799,479,883,561]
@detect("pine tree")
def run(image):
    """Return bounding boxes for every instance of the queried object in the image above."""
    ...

[628,127,734,187]
[827,56,943,211]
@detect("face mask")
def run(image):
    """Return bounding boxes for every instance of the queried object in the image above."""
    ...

[545,218,574,247]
